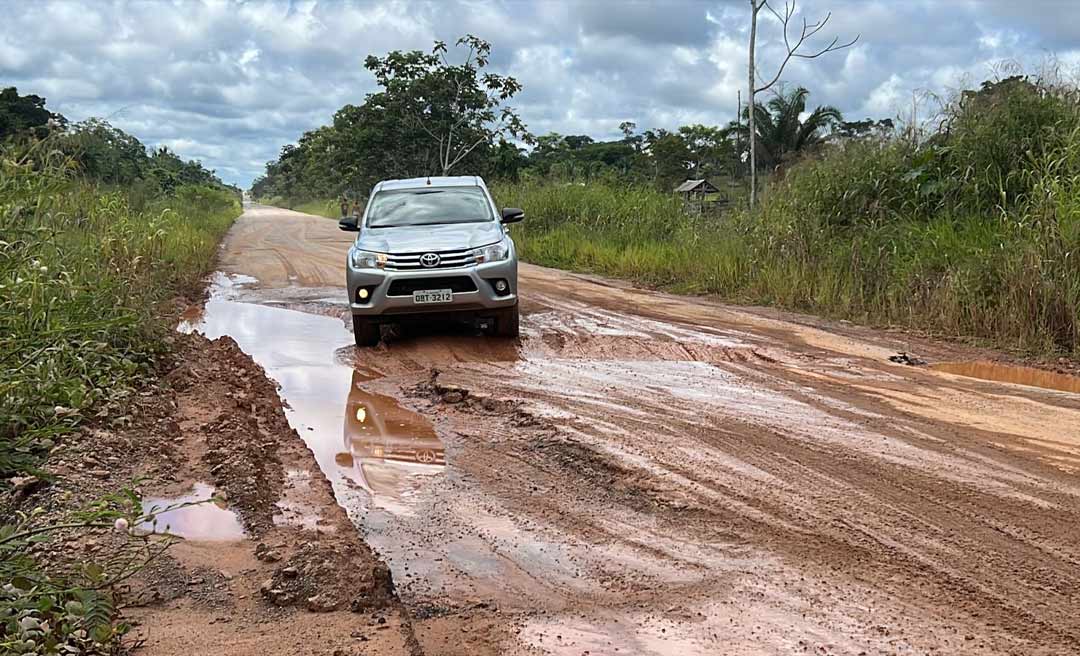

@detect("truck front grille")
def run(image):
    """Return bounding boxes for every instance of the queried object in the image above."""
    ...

[384,247,477,270]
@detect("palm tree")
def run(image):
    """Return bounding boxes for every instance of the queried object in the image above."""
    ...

[727,87,842,171]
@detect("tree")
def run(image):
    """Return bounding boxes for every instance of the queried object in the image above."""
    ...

[726,86,842,170]
[63,119,149,184]
[746,0,857,209]
[835,118,895,140]
[643,129,692,190]
[678,124,736,179]
[364,35,531,176]
[0,87,65,140]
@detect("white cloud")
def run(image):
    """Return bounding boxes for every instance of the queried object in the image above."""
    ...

[1,0,1077,187]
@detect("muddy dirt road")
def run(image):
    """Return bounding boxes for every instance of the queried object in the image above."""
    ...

[197,204,1080,655]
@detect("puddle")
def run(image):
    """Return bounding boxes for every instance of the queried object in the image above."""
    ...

[338,371,445,515]
[934,361,1080,395]
[139,482,245,541]
[181,273,616,609]
[180,275,446,519]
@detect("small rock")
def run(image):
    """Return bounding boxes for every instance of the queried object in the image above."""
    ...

[442,391,465,404]
[255,543,282,562]
[305,594,336,612]
[281,566,299,579]
[888,352,927,366]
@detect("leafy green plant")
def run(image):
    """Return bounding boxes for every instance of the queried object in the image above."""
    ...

[0,145,239,479]
[0,487,216,654]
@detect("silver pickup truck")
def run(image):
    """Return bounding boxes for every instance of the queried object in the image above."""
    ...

[338,176,523,347]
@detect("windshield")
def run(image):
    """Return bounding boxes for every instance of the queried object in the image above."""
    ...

[366,187,493,228]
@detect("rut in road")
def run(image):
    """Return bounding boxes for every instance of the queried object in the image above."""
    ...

[199,205,1080,656]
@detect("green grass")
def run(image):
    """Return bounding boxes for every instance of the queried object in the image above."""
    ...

[291,198,339,219]
[493,79,1080,356]
[494,178,1080,356]
[1,145,241,654]
[260,197,341,219]
[1,147,241,478]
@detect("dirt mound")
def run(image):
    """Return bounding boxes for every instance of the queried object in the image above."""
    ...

[408,368,554,429]
[164,335,291,535]
[2,324,414,656]
[259,539,395,612]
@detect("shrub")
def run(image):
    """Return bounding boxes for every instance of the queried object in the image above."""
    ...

[0,147,239,477]
[0,143,240,654]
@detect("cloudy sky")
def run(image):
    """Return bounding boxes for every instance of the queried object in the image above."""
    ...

[3,0,1078,187]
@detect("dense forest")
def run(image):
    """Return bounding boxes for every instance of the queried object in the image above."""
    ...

[250,36,888,202]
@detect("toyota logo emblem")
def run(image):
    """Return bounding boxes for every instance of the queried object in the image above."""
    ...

[419,252,441,268]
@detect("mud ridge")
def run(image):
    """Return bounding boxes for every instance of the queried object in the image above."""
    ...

[6,326,418,655]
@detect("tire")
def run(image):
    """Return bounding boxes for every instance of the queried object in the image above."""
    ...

[352,315,380,347]
[493,304,519,338]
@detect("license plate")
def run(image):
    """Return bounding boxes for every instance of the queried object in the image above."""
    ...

[413,289,453,304]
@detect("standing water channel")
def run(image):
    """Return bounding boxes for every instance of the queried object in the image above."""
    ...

[180,274,450,587]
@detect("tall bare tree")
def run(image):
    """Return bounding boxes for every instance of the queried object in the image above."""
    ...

[747,0,857,210]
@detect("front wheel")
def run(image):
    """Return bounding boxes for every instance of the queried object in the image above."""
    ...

[493,304,519,338]
[352,315,381,347]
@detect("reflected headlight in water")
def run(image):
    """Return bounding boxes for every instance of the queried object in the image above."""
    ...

[351,250,386,269]
[473,241,508,264]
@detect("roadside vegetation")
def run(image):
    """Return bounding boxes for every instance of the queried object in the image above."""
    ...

[500,76,1080,355]
[1,87,241,653]
[250,34,1077,357]
[289,198,339,219]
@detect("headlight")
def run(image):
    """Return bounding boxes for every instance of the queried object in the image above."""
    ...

[473,241,509,264]
[351,250,386,269]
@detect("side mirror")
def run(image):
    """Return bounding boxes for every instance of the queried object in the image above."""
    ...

[501,207,525,224]
[338,216,360,232]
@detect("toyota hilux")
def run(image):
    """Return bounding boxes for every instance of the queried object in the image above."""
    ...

[338,176,523,347]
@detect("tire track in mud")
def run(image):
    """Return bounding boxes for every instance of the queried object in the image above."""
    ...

[402,334,1080,654]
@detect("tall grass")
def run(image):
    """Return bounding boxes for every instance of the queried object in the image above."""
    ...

[1,144,240,653]
[291,198,340,219]
[494,78,1080,356]
[1,146,241,476]
[493,166,1080,356]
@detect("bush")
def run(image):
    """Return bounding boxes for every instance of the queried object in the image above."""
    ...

[0,146,239,476]
[0,144,240,653]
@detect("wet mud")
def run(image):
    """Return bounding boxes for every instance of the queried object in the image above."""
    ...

[191,205,1080,655]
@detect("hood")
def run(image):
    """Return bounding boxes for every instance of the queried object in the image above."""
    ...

[355,221,503,254]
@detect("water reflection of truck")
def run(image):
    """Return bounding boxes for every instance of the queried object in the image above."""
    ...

[336,371,444,507]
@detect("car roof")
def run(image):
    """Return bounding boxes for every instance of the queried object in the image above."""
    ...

[374,176,485,192]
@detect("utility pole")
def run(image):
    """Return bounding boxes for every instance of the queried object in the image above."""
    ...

[736,89,743,189]
[748,0,760,211]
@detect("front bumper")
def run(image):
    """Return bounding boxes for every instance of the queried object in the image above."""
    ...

[346,257,518,320]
